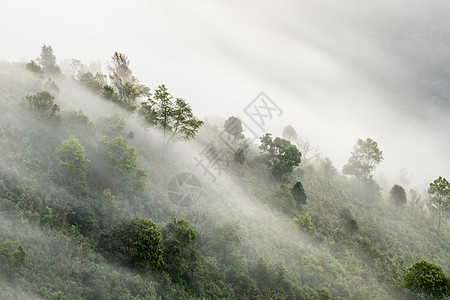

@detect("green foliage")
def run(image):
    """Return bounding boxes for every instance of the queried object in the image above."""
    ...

[139,84,204,145]
[97,136,147,195]
[211,220,241,264]
[390,184,407,209]
[273,184,296,214]
[342,138,383,180]
[292,181,307,205]
[2,53,450,300]
[102,84,120,102]
[44,78,60,95]
[96,112,128,138]
[111,218,163,268]
[25,60,43,74]
[428,176,450,235]
[404,260,450,299]
[107,52,147,110]
[294,213,314,232]
[67,200,96,234]
[339,207,359,234]
[23,91,60,122]
[258,133,302,181]
[38,45,61,74]
[234,143,249,165]
[60,110,95,143]
[161,218,198,282]
[0,242,27,277]
[55,136,90,195]
[99,188,120,228]
[80,71,107,94]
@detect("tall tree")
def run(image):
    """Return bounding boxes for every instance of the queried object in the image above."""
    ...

[258,133,302,181]
[107,52,147,110]
[291,181,307,206]
[389,184,407,210]
[38,45,61,74]
[97,136,147,195]
[342,138,383,181]
[224,116,244,140]
[139,84,204,147]
[410,189,426,225]
[427,176,450,236]
[212,220,241,264]
[160,218,198,282]
[273,185,296,214]
[55,136,90,195]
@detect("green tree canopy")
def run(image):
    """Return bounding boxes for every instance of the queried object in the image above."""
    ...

[212,220,241,264]
[428,176,450,236]
[25,60,43,74]
[139,84,204,146]
[258,133,302,181]
[342,138,383,180]
[61,110,95,143]
[111,218,163,268]
[291,181,307,206]
[80,72,107,94]
[0,242,27,277]
[404,260,450,299]
[273,185,296,214]
[96,113,128,139]
[161,218,198,282]
[389,184,407,209]
[38,45,61,74]
[23,91,60,122]
[97,136,147,195]
[55,136,90,195]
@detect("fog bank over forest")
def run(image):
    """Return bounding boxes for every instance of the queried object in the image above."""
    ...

[0,1,450,298]
[1,0,448,187]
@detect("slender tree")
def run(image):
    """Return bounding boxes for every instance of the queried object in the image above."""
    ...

[55,136,90,196]
[139,84,204,152]
[107,52,148,110]
[38,45,61,74]
[428,176,450,236]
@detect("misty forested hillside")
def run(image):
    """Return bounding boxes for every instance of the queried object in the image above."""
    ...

[0,50,449,300]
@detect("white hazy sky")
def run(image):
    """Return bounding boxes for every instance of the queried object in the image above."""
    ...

[1,0,449,188]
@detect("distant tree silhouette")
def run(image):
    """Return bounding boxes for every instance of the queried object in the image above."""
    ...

[390,184,407,210]
[38,45,61,74]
